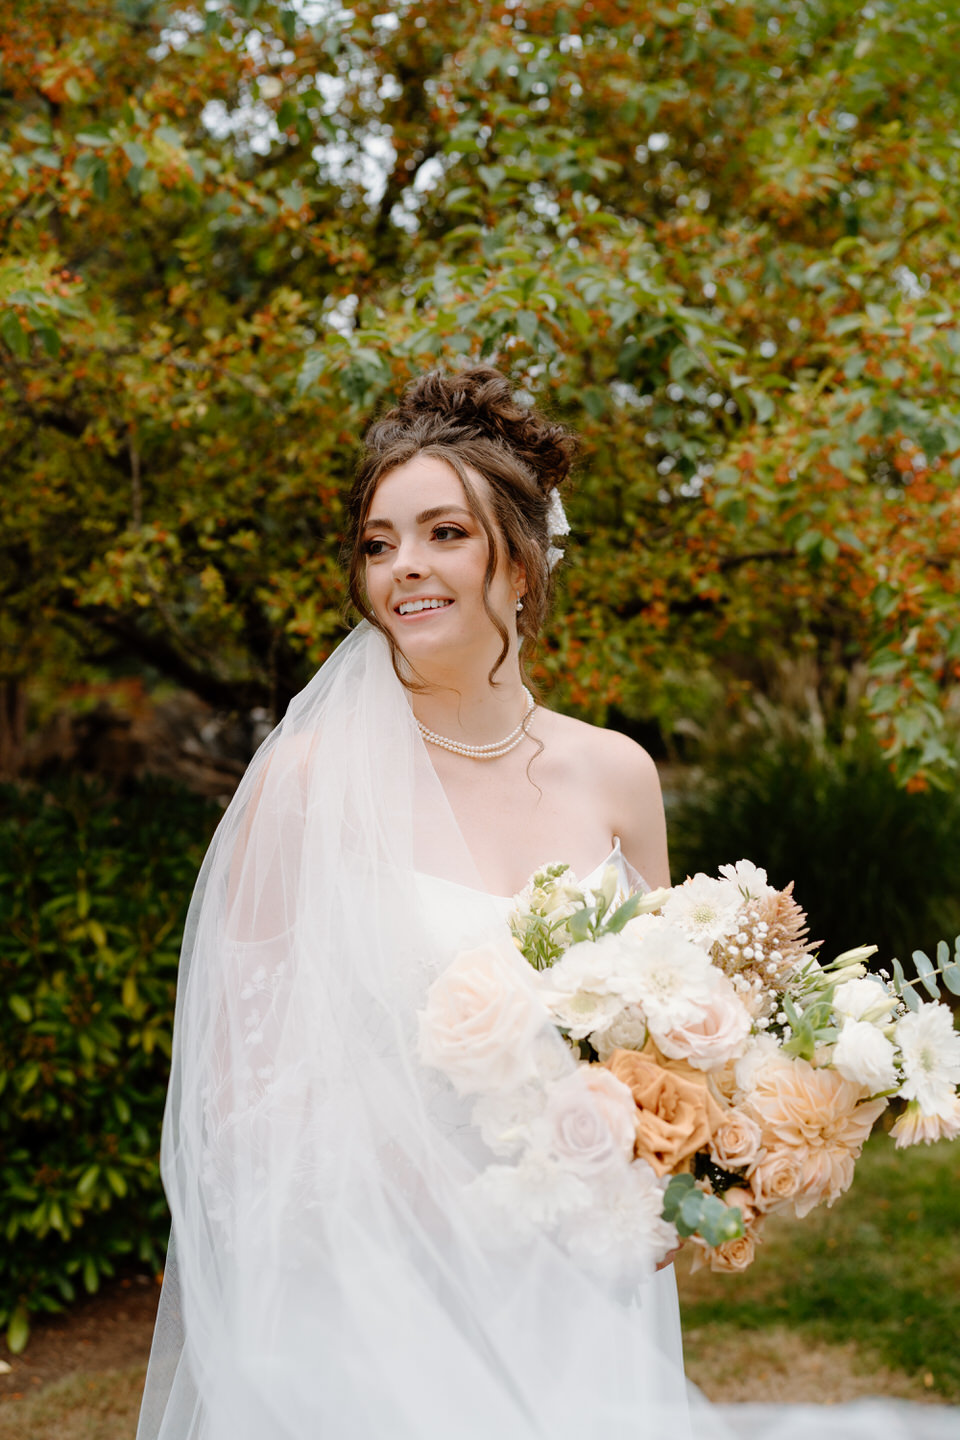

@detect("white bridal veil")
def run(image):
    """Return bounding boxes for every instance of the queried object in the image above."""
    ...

[136,622,735,1440]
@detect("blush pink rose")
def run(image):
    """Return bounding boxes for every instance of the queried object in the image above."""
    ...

[544,1065,638,1176]
[652,971,752,1071]
[418,944,548,1095]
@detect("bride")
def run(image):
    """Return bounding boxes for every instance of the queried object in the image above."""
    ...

[136,365,736,1439]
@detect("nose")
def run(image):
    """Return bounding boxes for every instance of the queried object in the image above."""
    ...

[391,534,430,580]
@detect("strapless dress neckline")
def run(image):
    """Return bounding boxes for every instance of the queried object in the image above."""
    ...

[486,835,623,901]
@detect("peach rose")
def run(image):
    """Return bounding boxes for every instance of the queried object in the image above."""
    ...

[709,1108,763,1170]
[688,1189,761,1274]
[704,1229,758,1274]
[418,943,547,1095]
[605,1042,724,1177]
[741,1052,887,1216]
[747,1150,803,1213]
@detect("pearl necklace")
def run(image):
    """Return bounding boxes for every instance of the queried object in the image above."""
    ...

[416,688,536,759]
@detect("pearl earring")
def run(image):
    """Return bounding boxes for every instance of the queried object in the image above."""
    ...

[516,593,524,613]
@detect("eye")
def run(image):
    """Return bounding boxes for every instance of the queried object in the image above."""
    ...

[433,524,468,542]
[361,537,390,557]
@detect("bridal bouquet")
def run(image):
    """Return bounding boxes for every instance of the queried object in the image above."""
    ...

[417,858,960,1279]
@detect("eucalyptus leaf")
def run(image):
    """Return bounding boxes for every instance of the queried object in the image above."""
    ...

[911,949,940,999]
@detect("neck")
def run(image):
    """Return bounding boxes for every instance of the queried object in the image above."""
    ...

[409,662,530,750]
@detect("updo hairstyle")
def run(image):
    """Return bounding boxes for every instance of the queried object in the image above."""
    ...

[347,365,577,684]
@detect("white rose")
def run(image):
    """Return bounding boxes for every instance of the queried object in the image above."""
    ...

[831,977,898,1024]
[543,1065,637,1177]
[652,970,753,1071]
[832,1019,899,1093]
[418,944,548,1095]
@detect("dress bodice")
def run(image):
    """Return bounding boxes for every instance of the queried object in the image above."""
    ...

[413,837,637,963]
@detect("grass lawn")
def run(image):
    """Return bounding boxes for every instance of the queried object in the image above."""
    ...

[0,1369,144,1440]
[677,1131,960,1401]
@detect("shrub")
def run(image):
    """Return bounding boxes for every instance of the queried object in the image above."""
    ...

[667,729,960,968]
[0,777,220,1351]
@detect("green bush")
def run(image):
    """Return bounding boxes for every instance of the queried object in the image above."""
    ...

[667,730,960,968]
[0,777,220,1351]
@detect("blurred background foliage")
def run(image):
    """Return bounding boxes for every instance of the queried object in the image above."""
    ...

[2,0,959,1352]
[0,779,220,1349]
[1,0,959,779]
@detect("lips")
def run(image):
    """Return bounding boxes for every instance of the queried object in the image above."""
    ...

[395,597,454,617]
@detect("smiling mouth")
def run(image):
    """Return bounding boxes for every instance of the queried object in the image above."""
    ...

[395,598,454,616]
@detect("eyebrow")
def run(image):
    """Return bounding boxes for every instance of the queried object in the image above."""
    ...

[362,504,473,532]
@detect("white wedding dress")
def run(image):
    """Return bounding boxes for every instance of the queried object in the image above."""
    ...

[135,624,956,1440]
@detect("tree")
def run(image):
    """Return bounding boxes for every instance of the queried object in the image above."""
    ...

[2,0,959,780]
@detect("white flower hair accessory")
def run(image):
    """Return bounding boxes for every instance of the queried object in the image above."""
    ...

[546,488,570,571]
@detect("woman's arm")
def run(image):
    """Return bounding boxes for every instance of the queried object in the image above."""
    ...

[593,729,671,891]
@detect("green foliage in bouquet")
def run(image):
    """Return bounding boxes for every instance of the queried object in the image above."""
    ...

[668,731,960,967]
[662,1174,745,1250]
[0,778,219,1353]
[890,938,960,1013]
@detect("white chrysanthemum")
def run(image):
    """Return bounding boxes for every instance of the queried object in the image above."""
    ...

[546,988,626,1040]
[662,873,743,945]
[832,1019,899,1094]
[622,912,672,942]
[615,928,717,1032]
[540,931,633,998]
[470,1155,591,1239]
[891,1096,960,1148]
[563,1162,677,1277]
[590,1003,649,1061]
[717,859,777,900]
[895,1004,960,1112]
[831,977,899,1025]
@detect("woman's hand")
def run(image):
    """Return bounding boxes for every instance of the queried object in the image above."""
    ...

[656,1243,683,1272]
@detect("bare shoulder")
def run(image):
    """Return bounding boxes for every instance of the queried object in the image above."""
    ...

[535,709,670,888]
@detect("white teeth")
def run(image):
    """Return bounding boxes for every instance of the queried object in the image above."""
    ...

[397,598,452,615]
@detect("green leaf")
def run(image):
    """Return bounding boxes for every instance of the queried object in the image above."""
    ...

[76,1165,100,1199]
[1,311,28,358]
[83,1256,100,1293]
[92,158,109,202]
[7,1306,30,1354]
[9,994,32,1022]
[911,949,940,1000]
[566,907,594,944]
[36,325,60,357]
[604,892,646,935]
[747,388,774,423]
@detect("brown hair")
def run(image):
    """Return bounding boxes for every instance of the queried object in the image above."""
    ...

[346,366,578,688]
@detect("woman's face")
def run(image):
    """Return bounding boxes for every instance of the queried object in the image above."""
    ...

[361,455,523,673]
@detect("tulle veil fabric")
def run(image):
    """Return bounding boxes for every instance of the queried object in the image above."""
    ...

[135,622,733,1440]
